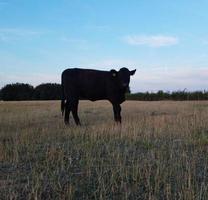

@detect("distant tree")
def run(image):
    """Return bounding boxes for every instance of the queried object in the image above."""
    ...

[126,90,208,101]
[1,83,34,101]
[33,83,61,100]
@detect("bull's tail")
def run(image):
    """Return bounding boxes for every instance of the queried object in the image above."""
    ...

[61,79,65,116]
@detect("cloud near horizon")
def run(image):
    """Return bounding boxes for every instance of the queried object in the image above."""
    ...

[123,35,179,47]
[131,67,208,92]
[1,67,208,93]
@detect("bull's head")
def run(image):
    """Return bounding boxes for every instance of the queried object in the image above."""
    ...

[110,67,136,89]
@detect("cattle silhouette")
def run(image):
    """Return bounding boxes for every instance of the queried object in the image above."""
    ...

[61,67,136,125]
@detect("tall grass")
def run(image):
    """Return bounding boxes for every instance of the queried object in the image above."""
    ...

[0,100,208,199]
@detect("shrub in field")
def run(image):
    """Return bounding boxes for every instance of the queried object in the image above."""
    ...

[0,83,61,101]
[33,83,61,100]
[0,83,34,101]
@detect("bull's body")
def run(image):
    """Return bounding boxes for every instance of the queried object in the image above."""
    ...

[61,68,136,125]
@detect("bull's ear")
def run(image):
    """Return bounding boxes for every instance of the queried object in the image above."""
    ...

[130,69,136,76]
[110,69,118,77]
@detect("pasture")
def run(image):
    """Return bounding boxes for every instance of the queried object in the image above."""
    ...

[0,100,208,199]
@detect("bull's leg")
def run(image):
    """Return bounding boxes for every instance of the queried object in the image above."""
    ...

[117,104,121,123]
[113,104,122,123]
[64,100,71,124]
[71,100,81,126]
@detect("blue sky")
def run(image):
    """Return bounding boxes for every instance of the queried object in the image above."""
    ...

[0,0,208,92]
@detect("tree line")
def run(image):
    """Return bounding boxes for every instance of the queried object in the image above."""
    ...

[0,83,61,101]
[126,90,208,101]
[0,83,208,101]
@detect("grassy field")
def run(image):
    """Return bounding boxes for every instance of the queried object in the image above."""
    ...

[0,100,208,199]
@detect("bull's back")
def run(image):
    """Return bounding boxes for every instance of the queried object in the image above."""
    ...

[62,68,109,100]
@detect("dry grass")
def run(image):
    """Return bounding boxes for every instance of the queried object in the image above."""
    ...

[0,100,208,199]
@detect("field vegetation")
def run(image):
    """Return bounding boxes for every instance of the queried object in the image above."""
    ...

[0,100,208,199]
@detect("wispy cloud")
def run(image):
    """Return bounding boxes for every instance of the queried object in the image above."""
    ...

[0,28,43,42]
[61,37,87,44]
[60,36,89,50]
[201,38,208,45]
[84,24,110,32]
[0,28,42,36]
[123,35,179,47]
[94,59,136,67]
[87,58,139,71]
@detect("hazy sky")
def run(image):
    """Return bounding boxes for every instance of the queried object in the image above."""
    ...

[0,0,208,92]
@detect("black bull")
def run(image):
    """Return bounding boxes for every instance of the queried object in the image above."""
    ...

[61,67,136,125]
